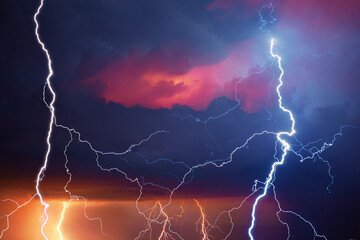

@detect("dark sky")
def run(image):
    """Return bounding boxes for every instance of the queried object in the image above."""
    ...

[1,0,360,239]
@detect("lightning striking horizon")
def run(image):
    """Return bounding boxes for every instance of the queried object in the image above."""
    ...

[34,0,55,238]
[57,201,69,240]
[194,199,211,240]
[0,1,358,239]
[8,1,173,239]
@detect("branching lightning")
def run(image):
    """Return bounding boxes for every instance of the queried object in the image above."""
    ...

[0,1,358,239]
[0,195,37,238]
[194,199,211,240]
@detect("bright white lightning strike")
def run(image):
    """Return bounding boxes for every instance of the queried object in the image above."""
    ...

[57,202,69,240]
[34,0,55,239]
[248,38,296,239]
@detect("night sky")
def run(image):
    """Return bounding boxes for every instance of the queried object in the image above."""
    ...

[1,0,360,239]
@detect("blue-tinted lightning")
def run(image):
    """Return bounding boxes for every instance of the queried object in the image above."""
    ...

[258,3,276,31]
[248,38,296,239]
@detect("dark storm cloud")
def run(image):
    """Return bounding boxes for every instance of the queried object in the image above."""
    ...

[39,0,257,83]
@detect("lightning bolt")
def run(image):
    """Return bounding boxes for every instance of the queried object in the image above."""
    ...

[57,202,69,240]
[194,199,211,240]
[34,0,55,238]
[158,202,171,240]
[204,33,350,239]
[248,38,295,239]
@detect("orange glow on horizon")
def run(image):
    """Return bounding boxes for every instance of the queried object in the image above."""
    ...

[57,201,69,240]
[0,196,280,239]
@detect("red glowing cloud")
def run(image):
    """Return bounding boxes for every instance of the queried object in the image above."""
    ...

[82,39,269,112]
[80,0,360,113]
